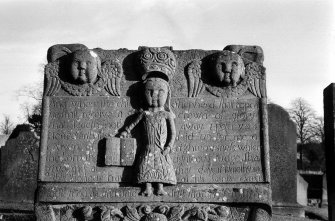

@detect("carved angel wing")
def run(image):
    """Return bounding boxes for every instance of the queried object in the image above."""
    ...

[44,61,61,96]
[102,60,123,96]
[168,206,184,221]
[186,60,204,97]
[123,206,141,221]
[246,62,266,98]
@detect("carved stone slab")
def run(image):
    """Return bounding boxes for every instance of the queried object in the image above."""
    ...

[268,104,304,217]
[37,44,271,221]
[0,131,39,211]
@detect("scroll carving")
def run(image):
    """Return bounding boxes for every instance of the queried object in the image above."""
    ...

[139,47,177,81]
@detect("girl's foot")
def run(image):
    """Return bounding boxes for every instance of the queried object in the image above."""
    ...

[141,183,153,196]
[157,183,168,196]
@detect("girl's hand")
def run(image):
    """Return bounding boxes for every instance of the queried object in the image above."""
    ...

[119,131,128,138]
[162,146,171,156]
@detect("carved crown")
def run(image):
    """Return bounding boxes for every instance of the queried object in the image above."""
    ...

[139,47,177,81]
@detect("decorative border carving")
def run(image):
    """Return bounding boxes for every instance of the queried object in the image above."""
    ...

[36,204,269,221]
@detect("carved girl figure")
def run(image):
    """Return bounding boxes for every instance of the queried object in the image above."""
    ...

[120,77,177,196]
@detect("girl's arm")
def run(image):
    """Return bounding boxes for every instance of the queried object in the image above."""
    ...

[120,112,144,137]
[165,114,176,151]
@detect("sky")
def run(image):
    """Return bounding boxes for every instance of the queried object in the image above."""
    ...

[0,0,334,124]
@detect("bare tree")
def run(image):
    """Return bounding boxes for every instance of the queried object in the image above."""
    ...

[0,115,15,135]
[310,117,324,143]
[288,98,320,169]
[16,80,43,133]
[289,98,317,145]
[16,81,43,101]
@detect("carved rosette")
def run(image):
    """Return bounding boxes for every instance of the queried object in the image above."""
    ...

[139,47,177,81]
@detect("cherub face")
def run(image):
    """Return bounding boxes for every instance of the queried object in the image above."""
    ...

[144,78,169,108]
[214,51,244,87]
[70,50,99,84]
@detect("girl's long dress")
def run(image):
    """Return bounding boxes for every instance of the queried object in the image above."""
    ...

[137,111,177,184]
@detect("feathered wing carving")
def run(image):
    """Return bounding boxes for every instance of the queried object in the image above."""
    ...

[123,206,141,221]
[44,61,61,96]
[186,60,204,97]
[246,62,267,98]
[102,60,123,96]
[168,206,184,221]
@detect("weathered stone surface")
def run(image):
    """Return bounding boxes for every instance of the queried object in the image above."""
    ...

[322,173,328,207]
[0,135,9,148]
[297,175,308,206]
[0,213,35,221]
[37,44,271,221]
[268,103,304,217]
[324,83,335,221]
[0,131,39,211]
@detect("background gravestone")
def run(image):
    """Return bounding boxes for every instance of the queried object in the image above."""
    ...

[324,83,335,221]
[0,135,9,148]
[0,129,39,220]
[268,103,304,219]
[36,44,271,221]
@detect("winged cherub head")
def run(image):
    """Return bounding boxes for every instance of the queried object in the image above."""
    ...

[69,50,101,85]
[213,50,245,87]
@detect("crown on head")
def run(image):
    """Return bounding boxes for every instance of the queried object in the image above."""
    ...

[139,47,177,81]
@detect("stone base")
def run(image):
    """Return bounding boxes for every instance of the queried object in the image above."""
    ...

[272,214,314,221]
[0,211,35,221]
[0,201,34,212]
[272,203,305,218]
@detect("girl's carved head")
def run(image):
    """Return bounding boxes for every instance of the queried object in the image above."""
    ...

[144,77,169,108]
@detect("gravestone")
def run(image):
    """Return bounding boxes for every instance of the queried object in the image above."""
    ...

[0,129,39,219]
[322,173,327,208]
[268,104,304,218]
[0,135,9,148]
[36,44,272,221]
[297,175,308,206]
[324,83,335,221]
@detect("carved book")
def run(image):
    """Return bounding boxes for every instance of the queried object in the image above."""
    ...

[106,137,136,166]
